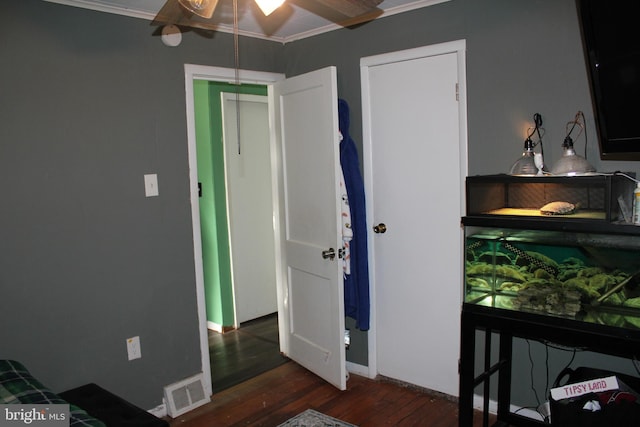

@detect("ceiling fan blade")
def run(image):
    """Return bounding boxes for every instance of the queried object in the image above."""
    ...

[307,0,383,18]
[152,0,221,32]
[178,0,219,19]
[151,0,384,34]
[152,0,185,26]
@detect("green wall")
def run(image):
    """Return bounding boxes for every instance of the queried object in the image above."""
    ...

[193,81,267,328]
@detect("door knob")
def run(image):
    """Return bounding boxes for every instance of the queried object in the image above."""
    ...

[322,248,336,260]
[373,223,387,234]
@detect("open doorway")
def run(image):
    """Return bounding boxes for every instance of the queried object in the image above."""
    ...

[190,68,287,393]
[186,64,349,396]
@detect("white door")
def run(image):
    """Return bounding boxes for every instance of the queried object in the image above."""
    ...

[362,42,468,396]
[221,93,278,325]
[272,66,347,390]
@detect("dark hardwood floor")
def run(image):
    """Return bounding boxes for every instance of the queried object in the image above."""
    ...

[196,314,493,426]
[169,360,493,427]
[209,313,288,393]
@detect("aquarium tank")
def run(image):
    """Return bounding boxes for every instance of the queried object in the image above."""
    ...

[464,226,640,330]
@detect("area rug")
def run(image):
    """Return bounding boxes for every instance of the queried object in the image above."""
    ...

[277,409,357,427]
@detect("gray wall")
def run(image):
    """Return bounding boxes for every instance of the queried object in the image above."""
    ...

[0,0,282,410]
[3,0,640,415]
[285,0,640,177]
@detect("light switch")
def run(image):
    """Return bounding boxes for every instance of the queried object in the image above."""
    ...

[127,336,142,361]
[144,174,159,197]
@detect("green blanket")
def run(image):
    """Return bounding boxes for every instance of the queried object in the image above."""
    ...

[0,360,105,426]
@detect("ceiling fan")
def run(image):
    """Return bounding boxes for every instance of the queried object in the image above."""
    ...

[152,0,384,32]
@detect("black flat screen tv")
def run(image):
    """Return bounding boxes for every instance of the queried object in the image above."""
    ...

[577,0,640,160]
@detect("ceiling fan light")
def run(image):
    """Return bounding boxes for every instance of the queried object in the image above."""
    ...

[255,0,285,16]
[178,0,219,19]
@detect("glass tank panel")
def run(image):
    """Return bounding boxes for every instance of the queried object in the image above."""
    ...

[464,226,640,330]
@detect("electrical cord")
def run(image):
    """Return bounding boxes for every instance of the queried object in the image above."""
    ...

[521,339,586,422]
[564,171,638,186]
[564,111,589,159]
[527,339,543,407]
[525,113,545,158]
[615,171,640,184]
[633,355,640,376]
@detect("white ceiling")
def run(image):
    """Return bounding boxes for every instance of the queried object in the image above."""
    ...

[43,0,448,43]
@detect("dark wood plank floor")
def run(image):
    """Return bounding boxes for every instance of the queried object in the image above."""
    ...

[209,313,288,393]
[168,361,493,427]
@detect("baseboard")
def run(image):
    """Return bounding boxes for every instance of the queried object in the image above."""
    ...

[472,394,545,422]
[473,394,498,413]
[207,321,235,333]
[207,321,222,333]
[346,361,371,379]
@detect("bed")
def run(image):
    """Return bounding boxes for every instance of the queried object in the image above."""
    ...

[0,359,105,426]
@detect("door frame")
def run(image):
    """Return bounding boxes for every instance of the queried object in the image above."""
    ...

[360,40,468,381]
[184,64,285,398]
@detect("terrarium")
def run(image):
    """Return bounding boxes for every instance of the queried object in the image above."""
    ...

[464,226,640,330]
[465,174,635,223]
[462,173,640,330]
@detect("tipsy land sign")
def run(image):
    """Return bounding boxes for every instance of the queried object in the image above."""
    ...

[550,376,619,401]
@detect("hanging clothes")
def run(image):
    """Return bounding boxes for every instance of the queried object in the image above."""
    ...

[338,131,353,277]
[338,98,370,331]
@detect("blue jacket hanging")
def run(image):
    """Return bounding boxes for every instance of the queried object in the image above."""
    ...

[338,99,370,331]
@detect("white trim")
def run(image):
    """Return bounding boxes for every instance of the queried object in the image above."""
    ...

[345,361,370,379]
[207,321,223,333]
[360,39,466,68]
[184,64,284,400]
[283,0,450,43]
[360,39,468,386]
[266,83,288,357]
[471,395,546,423]
[43,0,156,20]
[184,64,212,400]
[473,395,498,414]
[184,64,283,85]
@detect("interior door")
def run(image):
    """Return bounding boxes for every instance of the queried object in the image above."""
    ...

[272,66,346,390]
[221,93,277,325]
[362,42,467,397]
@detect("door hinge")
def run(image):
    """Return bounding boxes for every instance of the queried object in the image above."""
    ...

[198,182,202,198]
[455,83,459,101]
